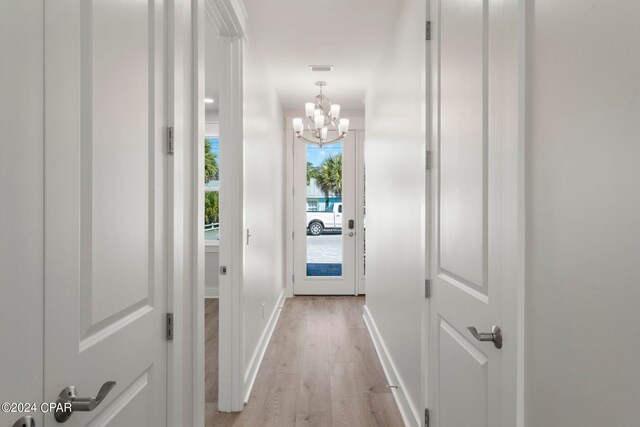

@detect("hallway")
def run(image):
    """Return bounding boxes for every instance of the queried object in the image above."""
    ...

[206,297,404,426]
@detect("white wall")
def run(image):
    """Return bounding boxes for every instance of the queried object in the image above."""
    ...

[525,1,640,426]
[206,110,219,124]
[0,2,44,425]
[364,0,425,421]
[242,30,286,390]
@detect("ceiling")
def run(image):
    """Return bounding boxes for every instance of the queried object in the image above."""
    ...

[242,0,403,112]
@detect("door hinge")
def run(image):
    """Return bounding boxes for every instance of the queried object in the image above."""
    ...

[167,126,175,155]
[166,313,174,341]
[292,274,295,283]
[292,187,295,197]
[292,231,295,239]
[425,279,431,298]
[426,21,431,40]
[425,408,430,427]
[426,150,433,170]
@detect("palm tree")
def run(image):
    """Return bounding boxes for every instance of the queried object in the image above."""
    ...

[204,191,219,225]
[205,139,218,182]
[306,161,317,185]
[314,153,342,207]
[204,139,219,226]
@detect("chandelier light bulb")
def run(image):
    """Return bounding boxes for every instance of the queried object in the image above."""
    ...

[305,103,315,117]
[292,118,303,134]
[330,104,340,119]
[314,114,324,130]
[339,118,349,134]
[321,127,328,141]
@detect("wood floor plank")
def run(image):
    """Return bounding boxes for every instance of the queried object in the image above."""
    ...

[297,335,332,414]
[295,411,333,427]
[205,299,220,404]
[205,296,404,427]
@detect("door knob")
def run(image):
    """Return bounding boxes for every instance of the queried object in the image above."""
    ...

[13,416,35,427]
[467,325,502,349]
[54,381,117,422]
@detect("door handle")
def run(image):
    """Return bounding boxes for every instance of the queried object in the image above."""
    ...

[13,416,35,427]
[467,325,502,349]
[54,381,117,422]
[348,219,355,229]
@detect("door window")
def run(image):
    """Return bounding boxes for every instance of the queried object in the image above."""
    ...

[305,143,343,277]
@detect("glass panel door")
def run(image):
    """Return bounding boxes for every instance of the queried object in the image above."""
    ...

[293,130,356,294]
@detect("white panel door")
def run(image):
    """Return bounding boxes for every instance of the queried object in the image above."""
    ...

[44,0,168,425]
[293,131,357,294]
[429,0,519,425]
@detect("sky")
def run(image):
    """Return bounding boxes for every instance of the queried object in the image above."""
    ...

[206,137,219,158]
[306,142,342,167]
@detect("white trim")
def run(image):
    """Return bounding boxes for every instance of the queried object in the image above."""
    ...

[355,129,367,295]
[284,130,295,298]
[193,0,206,426]
[217,34,245,412]
[243,290,286,403]
[422,0,432,420]
[363,305,422,427]
[205,0,247,38]
[516,0,528,424]
[167,0,187,424]
[205,287,219,298]
[199,0,247,415]
[205,242,220,252]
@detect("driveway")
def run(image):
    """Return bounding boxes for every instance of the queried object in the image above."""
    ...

[306,234,342,263]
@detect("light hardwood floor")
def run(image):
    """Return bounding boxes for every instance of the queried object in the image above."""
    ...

[205,296,404,427]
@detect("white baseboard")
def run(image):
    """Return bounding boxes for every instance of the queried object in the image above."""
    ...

[243,289,286,403]
[204,287,219,298]
[363,305,422,427]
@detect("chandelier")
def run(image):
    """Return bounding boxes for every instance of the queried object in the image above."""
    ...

[292,81,349,147]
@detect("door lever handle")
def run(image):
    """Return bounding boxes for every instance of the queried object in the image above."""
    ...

[13,416,35,427]
[467,325,502,349]
[54,381,117,422]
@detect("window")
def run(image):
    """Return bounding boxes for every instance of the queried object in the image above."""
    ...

[305,142,343,277]
[204,137,219,242]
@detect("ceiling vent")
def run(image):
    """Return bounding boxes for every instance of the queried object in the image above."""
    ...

[310,65,333,72]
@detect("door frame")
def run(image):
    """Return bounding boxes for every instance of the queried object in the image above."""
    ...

[192,0,248,419]
[355,129,367,295]
[292,131,357,295]
[284,117,367,297]
[168,0,200,425]
[170,0,247,424]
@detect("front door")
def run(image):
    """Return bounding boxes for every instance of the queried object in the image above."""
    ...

[44,0,168,425]
[428,0,519,425]
[293,131,357,294]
